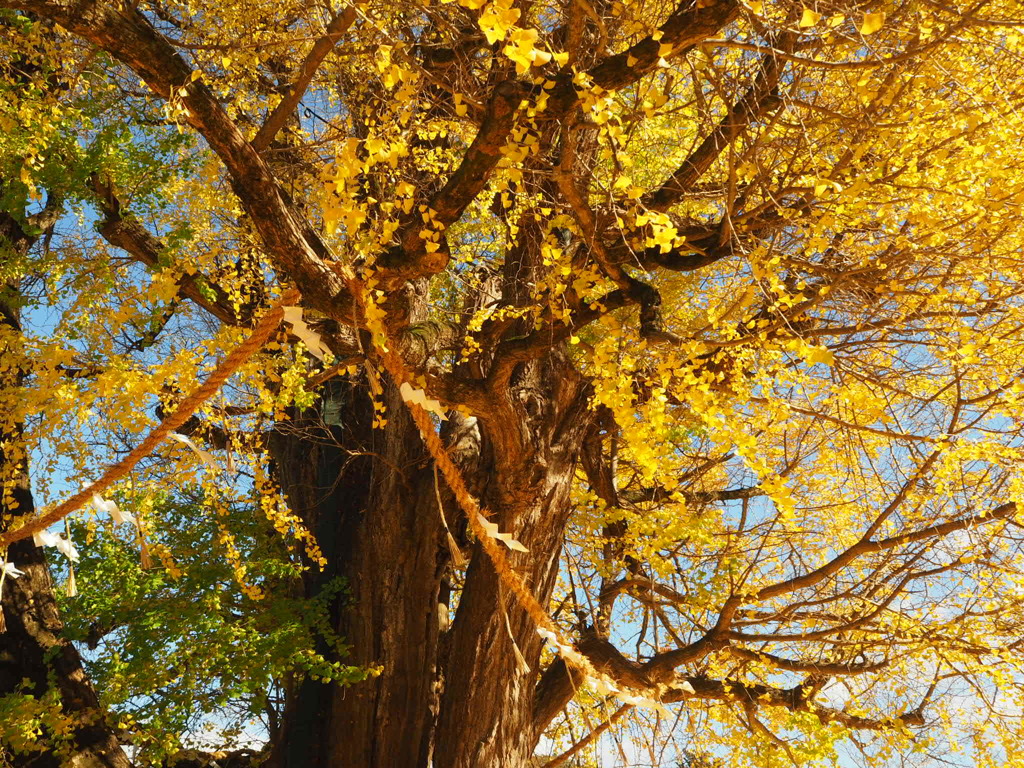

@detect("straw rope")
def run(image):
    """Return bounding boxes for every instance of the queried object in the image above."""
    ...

[0,288,299,550]
[402,387,565,641]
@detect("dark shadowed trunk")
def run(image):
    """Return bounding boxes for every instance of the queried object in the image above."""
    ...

[268,363,590,768]
[0,508,131,768]
[266,287,447,768]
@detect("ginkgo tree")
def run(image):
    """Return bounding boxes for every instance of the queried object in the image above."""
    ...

[3,0,1024,766]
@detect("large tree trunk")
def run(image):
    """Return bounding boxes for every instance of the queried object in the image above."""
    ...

[267,374,450,768]
[269,378,589,768]
[323,379,447,767]
[432,351,591,768]
[267,313,591,768]
[0,527,131,768]
[268,282,450,768]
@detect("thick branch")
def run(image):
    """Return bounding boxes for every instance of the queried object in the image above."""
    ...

[251,7,356,152]
[533,657,588,735]
[587,0,740,92]
[555,148,678,344]
[384,79,530,277]
[620,484,763,505]
[92,176,245,326]
[663,675,926,732]
[15,0,349,313]
[870,501,1017,552]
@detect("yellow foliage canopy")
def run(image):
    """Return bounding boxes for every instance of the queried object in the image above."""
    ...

[3,0,1024,765]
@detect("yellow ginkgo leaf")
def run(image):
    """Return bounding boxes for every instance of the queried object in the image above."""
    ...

[805,346,835,366]
[800,8,821,27]
[479,2,519,45]
[860,12,885,35]
[531,48,552,67]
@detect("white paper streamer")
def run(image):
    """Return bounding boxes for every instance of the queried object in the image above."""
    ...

[0,559,24,602]
[677,679,696,694]
[168,432,220,475]
[32,530,79,562]
[590,676,620,696]
[399,381,448,420]
[84,483,137,527]
[33,530,57,548]
[536,626,576,658]
[476,513,528,552]
[616,692,673,716]
[283,306,332,361]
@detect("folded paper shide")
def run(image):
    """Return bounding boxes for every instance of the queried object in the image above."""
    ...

[399,381,448,420]
[0,559,26,599]
[283,306,332,361]
[32,529,79,562]
[168,432,221,475]
[83,483,137,527]
[476,513,527,552]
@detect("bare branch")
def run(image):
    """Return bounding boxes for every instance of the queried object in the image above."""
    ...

[664,675,926,732]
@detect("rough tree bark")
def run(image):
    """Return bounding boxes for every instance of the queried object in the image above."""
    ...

[267,374,447,767]
[266,352,592,768]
